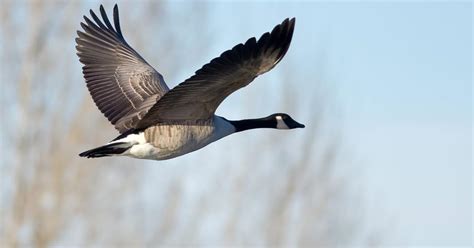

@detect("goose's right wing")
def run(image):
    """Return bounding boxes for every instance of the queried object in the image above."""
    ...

[76,5,169,133]
[136,18,295,128]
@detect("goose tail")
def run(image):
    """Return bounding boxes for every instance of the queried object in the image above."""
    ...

[79,142,131,158]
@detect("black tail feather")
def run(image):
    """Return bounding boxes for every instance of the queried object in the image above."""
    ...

[79,142,131,158]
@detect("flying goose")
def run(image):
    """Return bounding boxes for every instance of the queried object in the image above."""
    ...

[77,5,304,160]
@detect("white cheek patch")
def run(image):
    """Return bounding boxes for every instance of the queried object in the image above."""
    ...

[276,116,289,129]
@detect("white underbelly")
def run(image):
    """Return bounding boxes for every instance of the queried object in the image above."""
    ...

[125,141,208,160]
[125,143,161,159]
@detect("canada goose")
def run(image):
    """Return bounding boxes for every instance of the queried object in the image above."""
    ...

[77,5,304,160]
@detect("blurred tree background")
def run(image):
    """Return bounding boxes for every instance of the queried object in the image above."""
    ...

[0,1,371,246]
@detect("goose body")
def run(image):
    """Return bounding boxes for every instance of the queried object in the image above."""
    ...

[77,5,304,161]
[115,116,234,160]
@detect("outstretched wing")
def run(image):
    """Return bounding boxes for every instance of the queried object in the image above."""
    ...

[76,4,169,133]
[136,18,295,128]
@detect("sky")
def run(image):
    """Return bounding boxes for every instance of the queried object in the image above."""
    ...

[2,0,470,246]
[198,1,471,245]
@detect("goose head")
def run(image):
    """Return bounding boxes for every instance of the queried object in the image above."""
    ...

[268,113,305,129]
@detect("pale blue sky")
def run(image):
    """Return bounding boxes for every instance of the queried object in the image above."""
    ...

[3,1,469,245]
[197,1,471,245]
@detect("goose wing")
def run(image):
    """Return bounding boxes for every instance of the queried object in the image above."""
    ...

[136,18,295,128]
[76,4,169,133]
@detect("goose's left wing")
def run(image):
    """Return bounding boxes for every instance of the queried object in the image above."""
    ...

[76,5,169,133]
[136,18,295,128]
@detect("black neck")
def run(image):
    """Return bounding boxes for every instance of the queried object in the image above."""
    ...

[228,117,276,133]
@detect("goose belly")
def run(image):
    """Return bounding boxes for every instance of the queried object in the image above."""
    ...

[128,119,234,160]
[144,125,213,160]
[120,117,235,160]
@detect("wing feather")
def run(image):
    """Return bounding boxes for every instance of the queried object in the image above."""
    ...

[76,4,169,133]
[137,18,295,128]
